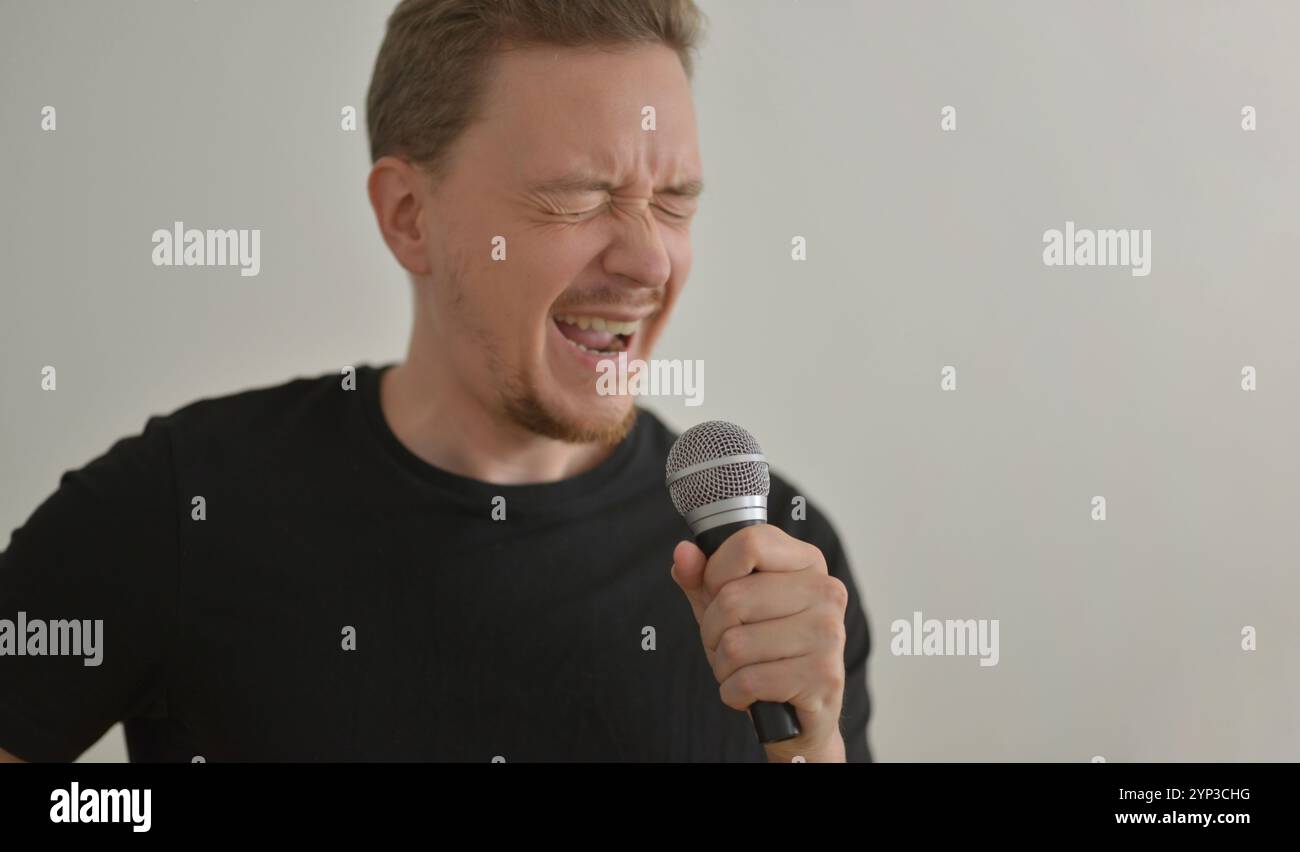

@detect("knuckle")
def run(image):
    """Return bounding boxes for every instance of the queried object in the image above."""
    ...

[735,666,762,698]
[718,629,747,665]
[818,654,845,687]
[820,612,847,646]
[719,683,746,712]
[716,581,745,619]
[822,575,848,609]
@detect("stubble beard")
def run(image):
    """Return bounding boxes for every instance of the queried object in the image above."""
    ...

[437,247,640,448]
[498,361,639,447]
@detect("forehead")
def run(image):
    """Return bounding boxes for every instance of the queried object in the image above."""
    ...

[470,42,702,187]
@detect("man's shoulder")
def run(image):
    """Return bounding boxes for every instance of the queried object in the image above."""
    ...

[92,365,375,482]
[162,365,363,433]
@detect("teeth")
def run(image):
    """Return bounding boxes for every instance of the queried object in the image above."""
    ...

[573,341,619,354]
[561,336,625,356]
[555,314,642,336]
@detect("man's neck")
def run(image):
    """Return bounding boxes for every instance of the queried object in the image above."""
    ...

[378,355,617,486]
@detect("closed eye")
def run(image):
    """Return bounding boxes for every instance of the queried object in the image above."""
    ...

[652,202,690,220]
[561,199,693,221]
[564,200,610,218]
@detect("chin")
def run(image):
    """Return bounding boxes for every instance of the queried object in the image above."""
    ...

[501,369,638,446]
[552,391,638,444]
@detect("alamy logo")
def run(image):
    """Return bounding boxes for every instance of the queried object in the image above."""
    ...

[151,221,261,277]
[890,610,1000,667]
[50,783,150,832]
[0,612,103,666]
[1042,221,1151,277]
[595,352,704,406]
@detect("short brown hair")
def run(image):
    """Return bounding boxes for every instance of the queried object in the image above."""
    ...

[366,0,706,181]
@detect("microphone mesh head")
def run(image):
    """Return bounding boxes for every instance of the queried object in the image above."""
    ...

[665,420,770,517]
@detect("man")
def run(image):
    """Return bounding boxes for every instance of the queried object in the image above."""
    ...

[0,0,871,762]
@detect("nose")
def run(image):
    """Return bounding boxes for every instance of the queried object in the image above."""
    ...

[601,201,673,292]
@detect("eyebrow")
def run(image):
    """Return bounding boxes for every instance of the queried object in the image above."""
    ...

[527,173,704,199]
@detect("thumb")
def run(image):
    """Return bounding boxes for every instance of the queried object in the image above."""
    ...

[670,539,709,623]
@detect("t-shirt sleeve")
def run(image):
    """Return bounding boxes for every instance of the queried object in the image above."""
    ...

[817,520,873,763]
[0,415,179,762]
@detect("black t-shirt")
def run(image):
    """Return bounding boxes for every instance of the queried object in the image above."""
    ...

[0,364,871,762]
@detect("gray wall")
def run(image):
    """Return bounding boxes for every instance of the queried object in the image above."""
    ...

[1,0,1296,762]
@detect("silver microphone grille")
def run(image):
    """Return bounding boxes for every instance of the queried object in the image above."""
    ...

[664,420,771,517]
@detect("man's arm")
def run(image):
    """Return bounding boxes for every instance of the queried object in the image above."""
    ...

[0,416,178,762]
[0,747,25,763]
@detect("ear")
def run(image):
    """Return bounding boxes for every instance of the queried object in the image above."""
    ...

[367,156,434,276]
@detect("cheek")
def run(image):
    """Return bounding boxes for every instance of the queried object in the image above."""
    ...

[477,238,589,346]
[661,235,693,307]
[659,220,692,275]
[515,230,600,298]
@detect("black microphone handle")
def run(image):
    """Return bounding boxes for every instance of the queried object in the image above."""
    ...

[694,518,802,745]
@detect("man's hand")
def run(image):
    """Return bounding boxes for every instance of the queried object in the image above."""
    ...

[670,525,849,763]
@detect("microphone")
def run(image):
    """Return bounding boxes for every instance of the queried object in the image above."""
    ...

[665,420,801,744]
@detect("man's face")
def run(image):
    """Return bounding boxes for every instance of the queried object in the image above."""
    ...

[415,42,702,444]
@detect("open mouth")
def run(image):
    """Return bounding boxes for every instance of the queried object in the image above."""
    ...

[553,313,640,356]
